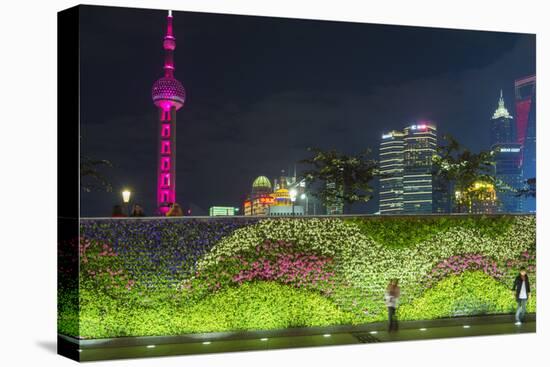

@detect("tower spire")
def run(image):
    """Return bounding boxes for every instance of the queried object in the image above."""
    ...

[492,89,512,120]
[163,10,176,78]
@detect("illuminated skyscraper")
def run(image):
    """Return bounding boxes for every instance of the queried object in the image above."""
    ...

[151,11,186,215]
[515,75,536,147]
[379,130,405,214]
[403,124,437,213]
[490,90,522,213]
[515,75,536,213]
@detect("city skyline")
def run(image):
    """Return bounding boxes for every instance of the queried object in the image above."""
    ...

[79,5,536,216]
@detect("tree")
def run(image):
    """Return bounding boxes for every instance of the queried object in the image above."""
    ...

[301,148,378,214]
[432,135,497,213]
[80,155,113,192]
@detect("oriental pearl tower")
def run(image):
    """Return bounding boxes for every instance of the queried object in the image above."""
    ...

[151,10,186,215]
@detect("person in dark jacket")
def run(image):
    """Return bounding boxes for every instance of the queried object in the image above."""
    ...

[511,267,530,325]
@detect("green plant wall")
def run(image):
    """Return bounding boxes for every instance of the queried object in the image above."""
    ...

[58,215,536,338]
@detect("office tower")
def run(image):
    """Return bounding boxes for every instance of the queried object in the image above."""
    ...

[490,90,522,213]
[515,75,536,213]
[403,123,437,213]
[379,130,405,214]
[151,11,186,215]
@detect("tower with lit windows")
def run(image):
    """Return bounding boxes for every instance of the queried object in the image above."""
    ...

[379,130,405,214]
[515,75,536,213]
[491,90,522,213]
[151,10,186,215]
[402,123,437,214]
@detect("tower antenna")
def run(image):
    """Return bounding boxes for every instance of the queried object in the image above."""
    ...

[151,11,186,215]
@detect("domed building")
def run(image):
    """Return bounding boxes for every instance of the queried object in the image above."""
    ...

[267,173,304,216]
[243,172,306,216]
[243,176,275,216]
[252,176,272,196]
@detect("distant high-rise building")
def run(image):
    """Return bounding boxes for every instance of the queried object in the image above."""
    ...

[515,75,536,213]
[379,130,405,214]
[432,175,452,214]
[325,181,344,215]
[491,90,522,213]
[403,124,437,214]
[515,76,536,147]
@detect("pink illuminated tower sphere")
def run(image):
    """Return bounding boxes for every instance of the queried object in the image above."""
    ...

[152,10,186,215]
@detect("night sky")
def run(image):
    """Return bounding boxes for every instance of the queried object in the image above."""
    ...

[79,5,535,217]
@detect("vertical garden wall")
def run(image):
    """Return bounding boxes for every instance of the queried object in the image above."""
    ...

[58,215,536,339]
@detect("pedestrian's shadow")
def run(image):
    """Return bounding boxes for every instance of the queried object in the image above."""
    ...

[35,340,57,354]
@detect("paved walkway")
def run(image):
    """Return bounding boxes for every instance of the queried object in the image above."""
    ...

[59,314,535,362]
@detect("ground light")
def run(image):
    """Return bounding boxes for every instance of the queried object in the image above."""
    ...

[323,334,331,337]
[419,328,427,331]
[146,345,156,349]
[369,331,378,335]
[260,338,268,341]
[463,325,471,329]
[202,341,212,345]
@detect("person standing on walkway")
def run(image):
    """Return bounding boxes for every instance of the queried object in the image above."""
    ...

[385,278,400,332]
[512,267,530,325]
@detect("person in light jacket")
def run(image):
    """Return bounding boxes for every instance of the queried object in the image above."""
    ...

[384,278,400,332]
[512,267,531,325]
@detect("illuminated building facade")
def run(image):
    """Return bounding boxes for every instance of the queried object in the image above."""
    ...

[515,75,536,213]
[209,206,238,216]
[455,181,498,214]
[151,11,186,215]
[403,124,437,213]
[379,130,405,214]
[243,176,274,216]
[273,169,309,214]
[268,172,304,216]
[490,90,522,213]
[243,175,305,216]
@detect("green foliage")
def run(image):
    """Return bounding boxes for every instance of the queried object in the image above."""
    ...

[63,215,536,338]
[399,271,535,320]
[76,282,354,338]
[346,215,515,248]
[57,287,79,337]
[433,134,496,213]
[301,147,378,213]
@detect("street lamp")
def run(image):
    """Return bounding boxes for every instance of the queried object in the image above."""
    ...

[300,193,308,215]
[289,188,297,216]
[122,189,131,216]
